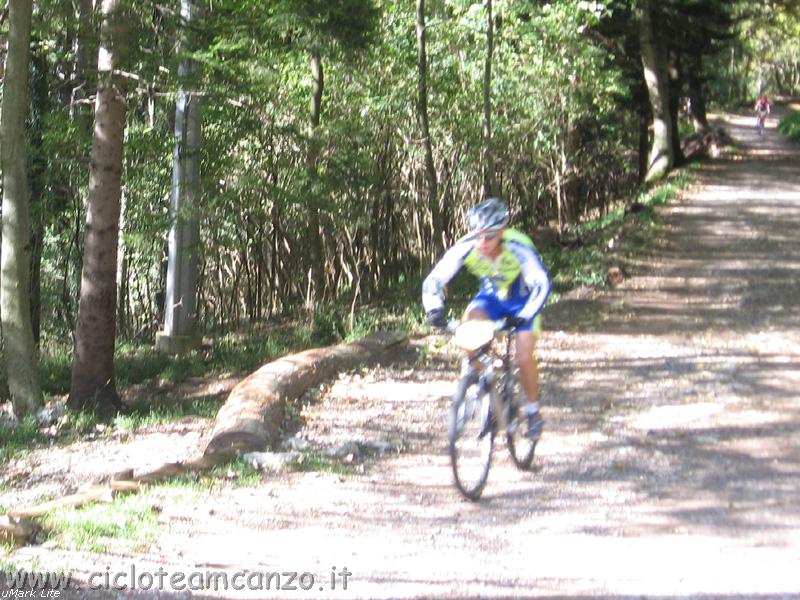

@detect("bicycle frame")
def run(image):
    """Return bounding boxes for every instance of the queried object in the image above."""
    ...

[447,319,538,499]
[457,325,515,434]
[756,111,767,132]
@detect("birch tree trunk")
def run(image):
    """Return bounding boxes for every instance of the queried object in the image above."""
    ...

[482,0,499,198]
[0,0,43,418]
[638,0,675,183]
[68,0,128,415]
[416,0,442,261]
[157,0,204,353]
[306,48,325,306]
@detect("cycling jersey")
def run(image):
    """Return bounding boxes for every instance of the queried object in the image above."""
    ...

[422,228,550,322]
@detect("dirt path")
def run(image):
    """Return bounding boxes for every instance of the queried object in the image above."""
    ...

[7,112,800,599]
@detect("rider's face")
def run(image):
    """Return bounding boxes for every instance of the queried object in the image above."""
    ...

[476,229,503,256]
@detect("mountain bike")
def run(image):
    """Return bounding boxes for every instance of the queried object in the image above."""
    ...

[447,319,538,501]
[755,111,767,135]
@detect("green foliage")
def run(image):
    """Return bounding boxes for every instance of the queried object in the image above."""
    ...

[290,450,352,474]
[642,171,692,207]
[778,110,800,142]
[545,171,691,292]
[40,395,221,443]
[307,306,348,346]
[39,348,74,396]
[113,396,223,431]
[30,323,321,403]
[0,554,24,573]
[37,346,174,397]
[156,458,261,491]
[207,460,262,486]
[64,410,103,436]
[345,306,425,342]
[0,417,46,463]
[709,3,800,101]
[545,243,608,291]
[269,0,381,51]
[36,494,158,553]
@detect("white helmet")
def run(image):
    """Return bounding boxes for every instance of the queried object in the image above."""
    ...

[466,197,509,232]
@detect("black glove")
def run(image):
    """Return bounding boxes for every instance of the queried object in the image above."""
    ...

[426,308,448,329]
[504,315,528,330]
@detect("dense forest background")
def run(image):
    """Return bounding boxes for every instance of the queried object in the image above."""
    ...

[1,0,799,418]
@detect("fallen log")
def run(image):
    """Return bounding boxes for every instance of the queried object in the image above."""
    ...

[0,330,408,546]
[7,481,141,519]
[203,330,408,459]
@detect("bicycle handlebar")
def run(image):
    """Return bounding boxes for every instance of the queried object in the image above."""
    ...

[444,318,513,335]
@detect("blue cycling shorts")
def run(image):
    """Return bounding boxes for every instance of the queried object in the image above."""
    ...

[467,277,543,333]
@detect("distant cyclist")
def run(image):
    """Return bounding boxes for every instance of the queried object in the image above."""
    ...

[754,94,770,133]
[422,198,551,442]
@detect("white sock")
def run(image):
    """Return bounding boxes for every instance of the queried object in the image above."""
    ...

[525,402,540,415]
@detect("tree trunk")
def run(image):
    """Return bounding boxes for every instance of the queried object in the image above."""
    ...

[29,225,43,346]
[68,0,128,415]
[667,54,685,167]
[159,0,204,352]
[686,54,710,134]
[306,48,325,306]
[482,0,499,198]
[29,45,50,347]
[0,0,43,418]
[638,0,674,183]
[637,99,650,184]
[416,0,442,261]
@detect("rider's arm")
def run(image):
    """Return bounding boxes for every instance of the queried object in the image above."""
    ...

[510,243,551,321]
[422,240,472,313]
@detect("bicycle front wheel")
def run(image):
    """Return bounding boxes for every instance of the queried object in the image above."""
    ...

[504,370,537,470]
[448,372,494,501]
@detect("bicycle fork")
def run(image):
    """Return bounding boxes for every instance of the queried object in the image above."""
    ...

[475,372,512,438]
[460,354,511,437]
[490,382,511,433]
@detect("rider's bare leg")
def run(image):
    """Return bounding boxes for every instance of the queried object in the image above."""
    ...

[464,306,490,321]
[516,330,543,440]
[514,330,540,408]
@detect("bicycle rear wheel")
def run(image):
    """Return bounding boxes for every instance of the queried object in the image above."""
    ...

[448,372,494,500]
[503,371,537,470]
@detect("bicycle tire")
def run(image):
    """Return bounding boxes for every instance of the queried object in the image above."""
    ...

[448,372,494,500]
[503,370,537,470]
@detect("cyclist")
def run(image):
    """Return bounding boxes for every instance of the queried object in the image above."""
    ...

[422,197,551,442]
[754,94,770,131]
